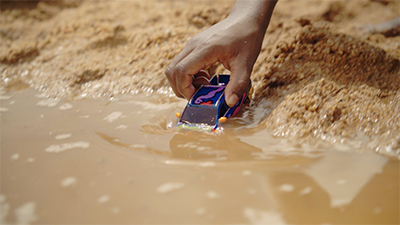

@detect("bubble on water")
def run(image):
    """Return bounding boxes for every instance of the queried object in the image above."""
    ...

[104,111,123,123]
[97,195,110,203]
[11,154,19,160]
[130,144,146,148]
[55,134,72,140]
[14,202,37,225]
[166,121,173,129]
[206,191,220,199]
[115,125,128,130]
[0,108,9,112]
[177,142,197,149]
[36,98,60,107]
[195,207,206,215]
[243,207,286,225]
[279,184,294,192]
[9,100,15,105]
[0,96,11,100]
[337,179,347,185]
[59,103,73,110]
[198,161,216,167]
[45,141,90,153]
[299,186,312,195]
[27,158,35,163]
[61,177,77,187]
[111,207,120,214]
[156,182,185,194]
[242,170,252,176]
[196,146,210,151]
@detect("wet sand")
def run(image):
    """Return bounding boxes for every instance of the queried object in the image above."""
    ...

[1,0,400,224]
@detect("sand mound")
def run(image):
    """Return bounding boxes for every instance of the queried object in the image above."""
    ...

[250,24,400,154]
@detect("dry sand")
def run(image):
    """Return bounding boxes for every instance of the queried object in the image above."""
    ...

[1,0,399,155]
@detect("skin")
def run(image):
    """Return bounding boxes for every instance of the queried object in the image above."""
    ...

[165,0,278,107]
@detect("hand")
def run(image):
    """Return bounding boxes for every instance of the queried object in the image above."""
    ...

[165,0,277,107]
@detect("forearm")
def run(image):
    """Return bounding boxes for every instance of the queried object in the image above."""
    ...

[165,0,278,104]
[229,0,278,33]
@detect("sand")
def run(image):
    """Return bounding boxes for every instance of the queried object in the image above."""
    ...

[1,0,399,155]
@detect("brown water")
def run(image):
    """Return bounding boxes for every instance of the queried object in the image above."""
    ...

[1,89,399,224]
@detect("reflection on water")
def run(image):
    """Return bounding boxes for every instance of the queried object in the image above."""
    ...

[1,89,399,224]
[305,150,389,208]
[169,131,263,160]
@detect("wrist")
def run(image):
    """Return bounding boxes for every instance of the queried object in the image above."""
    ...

[228,0,278,32]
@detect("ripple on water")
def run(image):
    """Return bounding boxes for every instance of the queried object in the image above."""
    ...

[1,89,398,224]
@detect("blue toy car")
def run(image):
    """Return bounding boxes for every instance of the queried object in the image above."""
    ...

[176,74,250,132]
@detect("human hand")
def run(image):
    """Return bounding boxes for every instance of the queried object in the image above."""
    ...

[165,0,277,107]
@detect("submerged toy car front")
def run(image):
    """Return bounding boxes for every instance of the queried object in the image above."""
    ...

[177,74,249,132]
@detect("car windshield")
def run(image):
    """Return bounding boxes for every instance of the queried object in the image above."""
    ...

[180,105,217,126]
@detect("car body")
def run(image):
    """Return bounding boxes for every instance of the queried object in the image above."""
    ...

[177,74,250,132]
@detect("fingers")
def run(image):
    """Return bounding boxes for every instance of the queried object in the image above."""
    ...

[175,48,219,99]
[193,70,211,80]
[167,45,219,100]
[165,46,195,98]
[224,62,251,107]
[192,70,211,89]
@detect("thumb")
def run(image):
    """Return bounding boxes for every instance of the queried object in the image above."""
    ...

[225,66,251,107]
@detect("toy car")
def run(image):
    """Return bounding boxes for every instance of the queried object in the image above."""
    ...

[176,74,250,132]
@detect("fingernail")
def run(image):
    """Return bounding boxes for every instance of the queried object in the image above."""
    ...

[227,94,239,107]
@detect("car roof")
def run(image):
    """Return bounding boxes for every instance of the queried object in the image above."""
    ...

[189,85,225,108]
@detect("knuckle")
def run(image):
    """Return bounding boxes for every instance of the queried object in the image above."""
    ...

[174,62,187,77]
[165,66,174,79]
[202,42,216,53]
[238,77,250,86]
[234,77,250,95]
[186,38,196,46]
[186,36,199,46]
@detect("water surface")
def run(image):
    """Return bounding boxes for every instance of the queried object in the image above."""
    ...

[1,89,398,224]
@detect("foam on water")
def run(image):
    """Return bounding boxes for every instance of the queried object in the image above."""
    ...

[45,141,90,153]
[157,182,185,194]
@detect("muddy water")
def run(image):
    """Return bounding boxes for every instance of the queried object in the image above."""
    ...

[1,89,398,224]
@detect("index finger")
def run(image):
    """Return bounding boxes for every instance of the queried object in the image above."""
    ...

[174,47,219,99]
[165,46,196,98]
[224,62,251,107]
